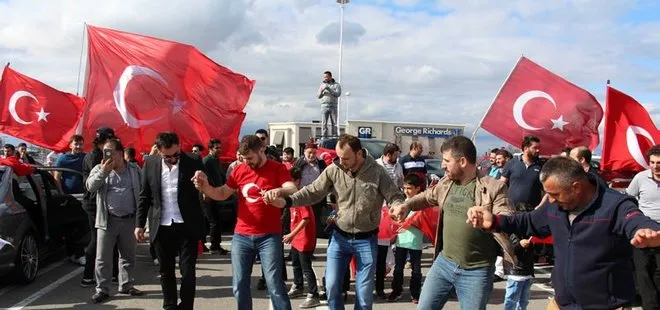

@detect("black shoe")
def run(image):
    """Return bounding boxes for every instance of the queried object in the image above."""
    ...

[375,291,386,300]
[91,292,110,304]
[80,278,96,288]
[257,279,267,290]
[387,291,402,302]
[118,288,144,296]
[111,276,118,284]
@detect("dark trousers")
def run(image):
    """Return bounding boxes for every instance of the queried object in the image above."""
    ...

[392,247,422,299]
[202,201,222,247]
[375,245,389,293]
[83,207,117,280]
[153,223,198,310]
[633,247,660,310]
[292,248,318,296]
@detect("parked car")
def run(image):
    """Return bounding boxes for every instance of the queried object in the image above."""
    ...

[425,158,445,184]
[0,166,89,283]
[317,137,390,159]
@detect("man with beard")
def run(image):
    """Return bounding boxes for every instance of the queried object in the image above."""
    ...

[487,148,500,177]
[389,136,515,310]
[266,134,406,310]
[467,156,660,309]
[376,142,404,189]
[193,135,297,310]
[202,139,230,255]
[500,136,544,211]
[627,145,660,310]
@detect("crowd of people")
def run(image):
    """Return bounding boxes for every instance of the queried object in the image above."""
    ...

[4,121,660,310]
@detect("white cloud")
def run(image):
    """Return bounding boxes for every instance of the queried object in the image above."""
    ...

[0,0,659,151]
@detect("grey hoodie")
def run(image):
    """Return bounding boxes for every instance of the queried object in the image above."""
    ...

[290,155,405,234]
[318,80,342,107]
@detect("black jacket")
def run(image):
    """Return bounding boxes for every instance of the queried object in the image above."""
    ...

[137,152,206,242]
[503,233,535,277]
[82,147,102,210]
[202,154,226,187]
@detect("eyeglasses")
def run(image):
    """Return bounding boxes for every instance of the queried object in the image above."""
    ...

[259,137,267,141]
[162,152,181,160]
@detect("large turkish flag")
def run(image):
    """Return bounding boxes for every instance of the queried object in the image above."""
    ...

[0,65,84,152]
[481,57,603,155]
[83,25,255,156]
[601,86,660,179]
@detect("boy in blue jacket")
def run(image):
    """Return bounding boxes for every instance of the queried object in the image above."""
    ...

[467,156,660,309]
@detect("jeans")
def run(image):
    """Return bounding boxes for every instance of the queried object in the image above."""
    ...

[291,248,318,296]
[504,278,532,310]
[418,254,495,310]
[392,247,421,299]
[633,247,660,310]
[232,233,291,310]
[321,105,338,138]
[326,230,377,310]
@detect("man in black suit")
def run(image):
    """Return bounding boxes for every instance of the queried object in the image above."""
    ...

[135,132,205,310]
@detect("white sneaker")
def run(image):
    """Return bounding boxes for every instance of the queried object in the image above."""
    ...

[153,258,159,266]
[69,255,86,266]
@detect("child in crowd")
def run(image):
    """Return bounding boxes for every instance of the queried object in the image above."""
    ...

[503,233,535,310]
[286,167,321,308]
[388,174,424,304]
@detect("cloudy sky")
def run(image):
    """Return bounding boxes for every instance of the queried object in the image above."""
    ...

[1,0,660,153]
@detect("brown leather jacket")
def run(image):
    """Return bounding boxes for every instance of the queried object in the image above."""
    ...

[406,170,517,265]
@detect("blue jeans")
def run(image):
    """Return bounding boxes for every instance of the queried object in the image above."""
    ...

[504,278,532,310]
[418,254,495,310]
[326,230,378,310]
[231,233,291,310]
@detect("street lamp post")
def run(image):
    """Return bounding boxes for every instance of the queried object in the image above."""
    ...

[336,0,349,136]
[345,91,351,122]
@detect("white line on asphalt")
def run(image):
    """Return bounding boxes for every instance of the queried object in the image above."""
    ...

[532,266,555,294]
[0,260,68,298]
[7,266,82,310]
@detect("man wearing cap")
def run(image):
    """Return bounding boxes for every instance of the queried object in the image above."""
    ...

[81,127,119,287]
[292,141,328,237]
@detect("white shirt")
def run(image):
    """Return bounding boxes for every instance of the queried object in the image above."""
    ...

[160,159,184,226]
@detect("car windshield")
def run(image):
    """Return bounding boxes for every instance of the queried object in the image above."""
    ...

[362,140,388,159]
[426,159,445,177]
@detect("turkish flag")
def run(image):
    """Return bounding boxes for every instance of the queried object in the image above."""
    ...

[481,57,603,155]
[83,25,255,156]
[600,86,660,179]
[0,66,85,152]
[317,147,337,166]
[398,207,439,244]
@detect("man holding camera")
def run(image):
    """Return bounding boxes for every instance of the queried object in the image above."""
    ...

[318,71,342,138]
[87,138,143,303]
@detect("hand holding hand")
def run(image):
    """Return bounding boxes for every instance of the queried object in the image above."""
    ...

[191,171,209,191]
[263,188,282,202]
[520,238,531,248]
[466,206,494,230]
[631,228,660,248]
[389,204,409,223]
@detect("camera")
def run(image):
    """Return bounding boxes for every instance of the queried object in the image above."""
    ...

[103,149,113,161]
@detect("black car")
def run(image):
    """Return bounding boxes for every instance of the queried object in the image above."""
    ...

[0,167,89,283]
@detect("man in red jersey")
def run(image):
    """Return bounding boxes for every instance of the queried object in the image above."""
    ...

[192,135,297,310]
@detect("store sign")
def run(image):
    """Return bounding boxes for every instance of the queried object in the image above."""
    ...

[358,126,373,138]
[394,126,463,138]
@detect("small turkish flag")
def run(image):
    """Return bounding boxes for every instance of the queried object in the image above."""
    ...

[0,65,85,152]
[601,86,660,179]
[83,25,255,155]
[481,57,603,155]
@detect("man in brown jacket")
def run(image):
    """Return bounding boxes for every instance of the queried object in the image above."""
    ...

[267,134,406,310]
[390,135,515,310]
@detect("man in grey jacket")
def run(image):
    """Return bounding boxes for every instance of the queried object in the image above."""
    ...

[86,138,144,303]
[266,134,406,310]
[318,71,342,138]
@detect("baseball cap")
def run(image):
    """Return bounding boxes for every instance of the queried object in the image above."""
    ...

[96,127,115,140]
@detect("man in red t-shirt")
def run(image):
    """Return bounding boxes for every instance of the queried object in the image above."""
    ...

[285,167,319,308]
[192,135,298,310]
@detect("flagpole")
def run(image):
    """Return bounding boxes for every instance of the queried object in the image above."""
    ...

[75,23,89,136]
[470,55,523,142]
[76,22,87,96]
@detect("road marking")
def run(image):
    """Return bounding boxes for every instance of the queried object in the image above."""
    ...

[532,266,555,294]
[0,260,68,298]
[7,266,82,310]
